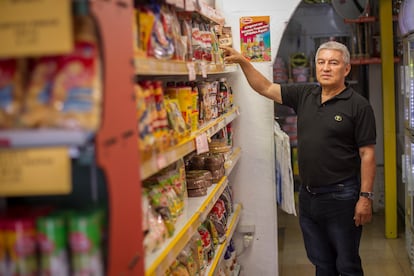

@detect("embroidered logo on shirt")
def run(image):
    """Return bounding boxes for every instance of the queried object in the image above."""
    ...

[334,115,343,122]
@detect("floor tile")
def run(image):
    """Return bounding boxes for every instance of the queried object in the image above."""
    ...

[278,208,414,276]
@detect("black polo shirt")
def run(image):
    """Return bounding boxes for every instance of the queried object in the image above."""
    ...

[280,84,376,187]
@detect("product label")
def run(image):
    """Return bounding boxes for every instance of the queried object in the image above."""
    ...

[0,0,73,57]
[0,147,71,196]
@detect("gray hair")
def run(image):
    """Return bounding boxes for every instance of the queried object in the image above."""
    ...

[315,41,350,65]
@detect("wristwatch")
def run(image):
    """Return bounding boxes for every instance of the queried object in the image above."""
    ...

[360,192,374,200]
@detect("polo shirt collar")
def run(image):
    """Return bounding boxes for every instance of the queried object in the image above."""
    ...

[311,83,353,101]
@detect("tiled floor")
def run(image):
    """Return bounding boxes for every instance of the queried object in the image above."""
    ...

[278,208,414,275]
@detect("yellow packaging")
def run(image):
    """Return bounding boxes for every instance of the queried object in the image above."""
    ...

[191,90,199,112]
[191,111,199,133]
[177,86,192,124]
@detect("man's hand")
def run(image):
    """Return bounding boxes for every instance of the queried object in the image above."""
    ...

[354,197,373,226]
[221,46,248,64]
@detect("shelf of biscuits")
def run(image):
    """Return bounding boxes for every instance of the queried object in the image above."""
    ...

[140,106,240,180]
[145,176,229,275]
[206,203,242,276]
[134,57,238,76]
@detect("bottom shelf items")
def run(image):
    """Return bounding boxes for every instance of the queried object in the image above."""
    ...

[206,203,242,276]
[145,177,230,275]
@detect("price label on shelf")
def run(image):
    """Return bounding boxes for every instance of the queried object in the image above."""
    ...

[200,61,208,78]
[187,62,196,81]
[156,154,167,170]
[195,133,209,155]
[0,147,72,196]
[0,0,73,57]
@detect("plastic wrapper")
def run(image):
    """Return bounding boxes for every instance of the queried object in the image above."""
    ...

[136,7,155,57]
[189,232,205,274]
[167,260,190,276]
[186,178,208,189]
[149,4,174,60]
[186,154,205,170]
[143,204,168,254]
[210,167,225,183]
[166,98,189,140]
[185,169,212,184]
[51,16,101,130]
[198,224,214,264]
[205,218,220,246]
[187,187,207,197]
[177,244,198,275]
[0,59,24,129]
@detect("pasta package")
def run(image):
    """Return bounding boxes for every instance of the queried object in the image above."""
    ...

[50,40,101,130]
[0,59,25,129]
[19,15,101,130]
[19,57,59,128]
[50,15,101,130]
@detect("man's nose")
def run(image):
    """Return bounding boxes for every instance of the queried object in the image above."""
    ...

[322,63,330,71]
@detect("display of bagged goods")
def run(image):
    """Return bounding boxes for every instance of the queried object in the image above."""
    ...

[208,140,232,154]
[220,187,234,216]
[186,178,208,189]
[143,200,169,254]
[186,170,212,188]
[0,59,25,129]
[186,169,212,180]
[166,260,191,276]
[210,167,225,183]
[190,232,207,274]
[209,199,227,238]
[186,153,225,183]
[204,218,220,246]
[186,154,206,170]
[198,224,215,264]
[1,14,101,130]
[187,187,208,197]
[175,244,198,276]
[208,212,226,244]
[204,153,225,167]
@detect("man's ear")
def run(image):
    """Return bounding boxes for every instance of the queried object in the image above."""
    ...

[345,63,351,77]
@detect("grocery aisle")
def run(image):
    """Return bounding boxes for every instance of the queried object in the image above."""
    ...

[278,207,414,275]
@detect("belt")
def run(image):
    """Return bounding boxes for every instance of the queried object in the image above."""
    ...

[305,176,358,195]
[305,184,345,194]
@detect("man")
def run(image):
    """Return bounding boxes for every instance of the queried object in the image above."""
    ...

[222,41,376,276]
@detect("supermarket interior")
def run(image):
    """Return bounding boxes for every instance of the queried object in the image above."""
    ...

[1,0,414,275]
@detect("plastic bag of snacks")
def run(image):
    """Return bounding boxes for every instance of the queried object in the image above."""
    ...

[0,59,25,129]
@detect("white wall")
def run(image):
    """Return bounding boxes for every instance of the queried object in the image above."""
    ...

[215,1,300,275]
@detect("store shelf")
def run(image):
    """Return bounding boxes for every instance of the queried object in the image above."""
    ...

[0,129,93,148]
[145,176,230,275]
[225,147,242,176]
[181,1,225,25]
[344,16,377,23]
[141,106,240,180]
[135,57,238,76]
[206,203,242,276]
[350,56,401,65]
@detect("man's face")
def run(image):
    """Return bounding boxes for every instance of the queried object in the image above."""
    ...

[315,49,351,88]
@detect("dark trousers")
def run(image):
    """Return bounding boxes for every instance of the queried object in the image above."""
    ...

[299,179,363,276]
